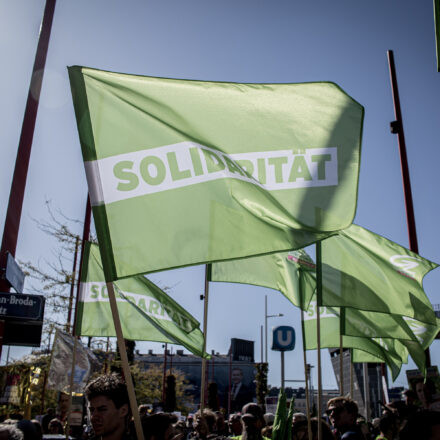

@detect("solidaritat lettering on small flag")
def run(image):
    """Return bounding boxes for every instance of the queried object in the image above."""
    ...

[76,242,209,358]
[47,330,99,393]
[68,66,364,281]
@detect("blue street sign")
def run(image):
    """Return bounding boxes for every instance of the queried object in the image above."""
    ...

[0,292,45,321]
[271,325,295,351]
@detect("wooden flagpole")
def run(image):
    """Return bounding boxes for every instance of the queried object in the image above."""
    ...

[339,307,345,396]
[301,309,312,440]
[299,268,312,440]
[200,264,211,411]
[316,241,323,440]
[350,351,354,398]
[106,281,145,440]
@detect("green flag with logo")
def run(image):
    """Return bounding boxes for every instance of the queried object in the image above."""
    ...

[76,242,208,358]
[302,299,407,380]
[68,66,364,281]
[320,224,438,324]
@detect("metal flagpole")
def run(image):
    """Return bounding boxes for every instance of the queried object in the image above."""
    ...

[72,196,91,337]
[200,264,211,411]
[66,236,80,333]
[387,49,431,365]
[0,0,57,358]
[316,241,323,440]
[106,281,145,440]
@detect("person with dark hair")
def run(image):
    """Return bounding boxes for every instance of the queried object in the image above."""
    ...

[215,412,228,437]
[191,409,217,440]
[375,412,398,440]
[41,408,55,434]
[0,424,24,440]
[399,410,440,440]
[230,403,268,440]
[326,397,363,440]
[228,414,242,437]
[84,374,132,440]
[141,413,178,440]
[292,417,335,440]
[48,418,64,435]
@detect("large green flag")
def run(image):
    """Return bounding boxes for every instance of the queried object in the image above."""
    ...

[212,247,437,343]
[68,66,364,281]
[320,224,438,324]
[210,249,315,309]
[76,242,208,358]
[302,299,407,380]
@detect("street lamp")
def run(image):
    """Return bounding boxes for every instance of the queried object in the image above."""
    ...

[264,295,284,363]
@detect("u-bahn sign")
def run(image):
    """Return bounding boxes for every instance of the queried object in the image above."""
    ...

[0,292,45,347]
[271,325,295,351]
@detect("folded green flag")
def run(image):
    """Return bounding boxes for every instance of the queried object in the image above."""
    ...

[211,249,315,309]
[68,66,363,281]
[302,299,407,380]
[321,224,438,324]
[272,389,287,440]
[76,242,209,358]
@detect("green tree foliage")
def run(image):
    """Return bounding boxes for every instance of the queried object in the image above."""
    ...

[129,363,193,414]
[0,353,58,418]
[255,362,268,407]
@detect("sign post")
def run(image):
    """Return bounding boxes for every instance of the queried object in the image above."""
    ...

[272,325,295,390]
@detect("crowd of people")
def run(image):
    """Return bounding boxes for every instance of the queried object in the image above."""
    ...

[0,374,439,440]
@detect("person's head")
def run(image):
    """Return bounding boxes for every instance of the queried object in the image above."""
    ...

[141,413,179,440]
[292,418,334,440]
[415,379,436,408]
[261,426,272,439]
[30,420,42,440]
[194,409,216,437]
[232,369,244,385]
[48,418,63,435]
[241,403,265,437]
[0,424,23,440]
[402,389,416,406]
[15,420,38,440]
[139,404,151,417]
[57,393,70,415]
[378,412,398,440]
[400,411,440,440]
[85,374,130,439]
[215,411,226,433]
[263,413,274,427]
[292,413,307,424]
[228,413,242,436]
[326,397,358,430]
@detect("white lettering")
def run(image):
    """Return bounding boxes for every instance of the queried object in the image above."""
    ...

[85,142,338,206]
